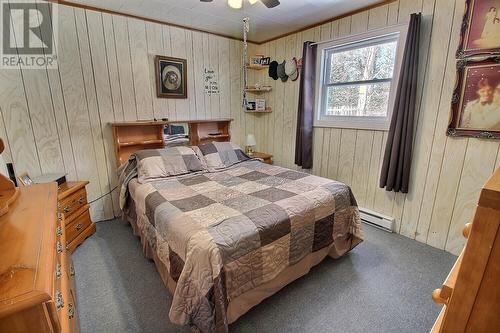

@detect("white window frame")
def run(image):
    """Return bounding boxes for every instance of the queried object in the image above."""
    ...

[314,24,409,131]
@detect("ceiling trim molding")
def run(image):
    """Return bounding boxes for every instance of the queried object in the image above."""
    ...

[43,0,250,43]
[257,0,398,44]
[43,0,397,45]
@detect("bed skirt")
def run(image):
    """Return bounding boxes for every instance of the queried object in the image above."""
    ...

[124,211,362,326]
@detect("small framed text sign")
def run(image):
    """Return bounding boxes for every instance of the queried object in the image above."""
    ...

[255,99,266,111]
[204,68,220,95]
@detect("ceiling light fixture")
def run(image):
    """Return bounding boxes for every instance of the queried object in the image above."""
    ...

[248,0,258,4]
[228,0,243,9]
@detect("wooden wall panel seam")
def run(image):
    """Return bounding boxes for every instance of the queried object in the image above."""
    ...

[440,139,469,247]
[76,10,113,218]
[414,0,466,246]
[0,107,13,163]
[87,10,121,216]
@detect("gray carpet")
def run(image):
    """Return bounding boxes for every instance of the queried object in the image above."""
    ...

[72,220,456,333]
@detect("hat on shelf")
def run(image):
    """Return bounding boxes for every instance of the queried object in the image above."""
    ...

[277,60,288,82]
[285,57,299,81]
[268,61,279,80]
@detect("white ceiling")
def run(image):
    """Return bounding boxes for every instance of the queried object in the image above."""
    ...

[64,0,384,43]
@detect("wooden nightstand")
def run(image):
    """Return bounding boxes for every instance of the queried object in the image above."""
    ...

[58,181,96,252]
[250,152,273,164]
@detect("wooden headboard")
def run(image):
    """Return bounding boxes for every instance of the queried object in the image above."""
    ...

[111,119,232,166]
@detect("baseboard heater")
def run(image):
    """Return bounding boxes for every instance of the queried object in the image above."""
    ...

[359,207,394,233]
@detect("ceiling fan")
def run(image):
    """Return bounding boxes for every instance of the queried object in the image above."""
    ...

[200,0,280,9]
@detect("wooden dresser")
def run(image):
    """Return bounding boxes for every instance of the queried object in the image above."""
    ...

[57,181,95,253]
[431,168,500,332]
[0,183,79,332]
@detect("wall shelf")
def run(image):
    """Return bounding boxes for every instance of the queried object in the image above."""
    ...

[245,87,272,94]
[245,65,268,70]
[199,134,230,140]
[245,107,272,113]
[118,139,163,147]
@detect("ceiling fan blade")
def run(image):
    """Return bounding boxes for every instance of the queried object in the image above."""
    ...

[260,0,280,8]
[199,0,213,2]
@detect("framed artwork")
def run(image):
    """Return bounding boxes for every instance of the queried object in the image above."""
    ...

[17,172,33,186]
[447,57,500,138]
[246,101,256,111]
[457,0,500,58]
[155,55,187,98]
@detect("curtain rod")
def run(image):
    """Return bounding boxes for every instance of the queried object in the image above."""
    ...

[310,22,408,46]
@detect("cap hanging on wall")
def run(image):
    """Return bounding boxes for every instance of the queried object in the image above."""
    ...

[285,57,299,81]
[277,60,288,82]
[268,61,278,80]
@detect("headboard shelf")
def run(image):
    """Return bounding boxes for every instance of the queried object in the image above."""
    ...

[112,118,232,126]
[199,134,230,140]
[112,120,169,127]
[118,139,164,147]
[111,118,233,166]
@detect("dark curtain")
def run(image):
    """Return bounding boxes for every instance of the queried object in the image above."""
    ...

[379,13,421,193]
[295,41,317,169]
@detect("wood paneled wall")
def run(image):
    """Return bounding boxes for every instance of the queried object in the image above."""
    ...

[246,0,500,255]
[0,2,251,221]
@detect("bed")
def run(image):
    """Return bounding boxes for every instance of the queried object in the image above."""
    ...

[117,141,363,333]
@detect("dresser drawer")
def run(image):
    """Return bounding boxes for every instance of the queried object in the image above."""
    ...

[54,213,67,316]
[57,270,79,333]
[67,257,77,293]
[54,255,63,302]
[66,287,79,333]
[58,187,87,220]
[66,206,91,244]
[56,213,70,271]
[54,232,79,333]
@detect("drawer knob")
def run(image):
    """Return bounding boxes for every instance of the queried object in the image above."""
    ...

[56,241,63,253]
[78,196,85,204]
[55,290,64,309]
[55,263,61,279]
[432,288,447,305]
[68,303,75,319]
[463,223,472,239]
[75,223,83,231]
[56,226,62,237]
[63,205,71,213]
[70,263,76,276]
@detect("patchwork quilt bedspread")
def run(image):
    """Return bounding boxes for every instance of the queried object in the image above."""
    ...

[122,159,363,333]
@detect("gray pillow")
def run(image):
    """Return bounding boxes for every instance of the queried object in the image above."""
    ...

[197,142,249,170]
[135,146,206,183]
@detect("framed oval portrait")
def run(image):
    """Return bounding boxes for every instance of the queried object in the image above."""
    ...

[155,55,187,99]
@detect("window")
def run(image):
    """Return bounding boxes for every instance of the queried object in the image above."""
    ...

[315,25,408,130]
